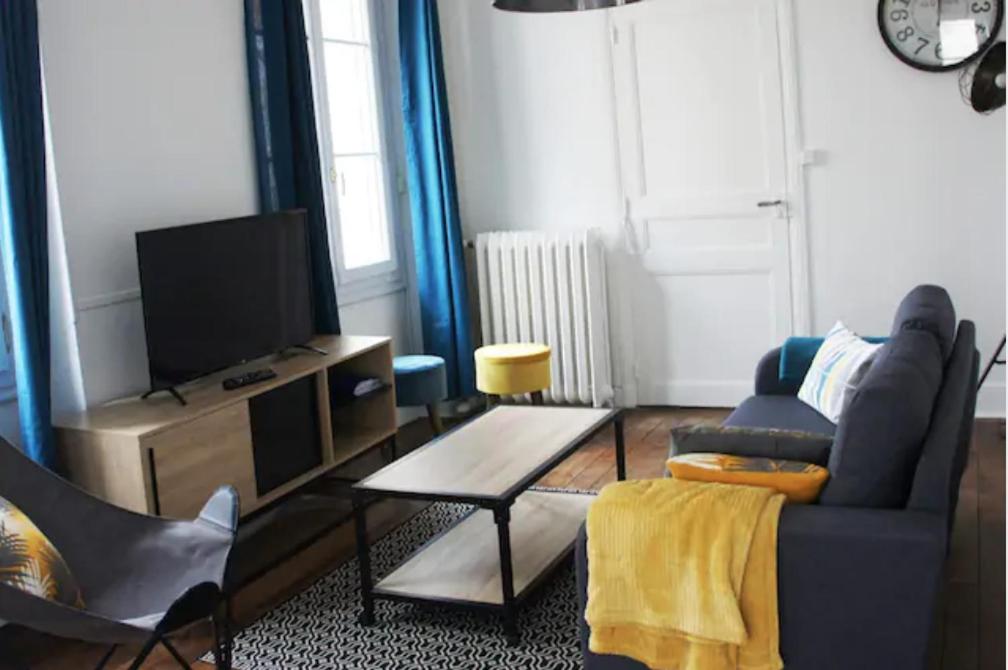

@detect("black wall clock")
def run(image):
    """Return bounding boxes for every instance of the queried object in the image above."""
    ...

[879,0,1004,71]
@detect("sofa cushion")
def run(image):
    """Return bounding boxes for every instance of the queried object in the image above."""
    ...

[667,453,829,503]
[779,335,888,388]
[819,329,944,508]
[906,321,977,518]
[890,285,956,362]
[725,395,838,437]
[797,322,885,424]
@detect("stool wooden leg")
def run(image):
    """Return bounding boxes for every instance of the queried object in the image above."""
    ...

[484,394,498,411]
[531,391,544,406]
[426,403,445,435]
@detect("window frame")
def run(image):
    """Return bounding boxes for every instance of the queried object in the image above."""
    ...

[304,0,407,300]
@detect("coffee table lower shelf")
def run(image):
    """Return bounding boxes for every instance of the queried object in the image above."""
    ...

[370,490,594,629]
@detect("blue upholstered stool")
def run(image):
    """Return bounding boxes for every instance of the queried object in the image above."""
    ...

[393,355,448,434]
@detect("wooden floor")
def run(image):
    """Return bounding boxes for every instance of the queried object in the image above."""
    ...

[4,409,1004,670]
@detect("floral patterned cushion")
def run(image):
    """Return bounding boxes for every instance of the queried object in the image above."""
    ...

[0,494,84,607]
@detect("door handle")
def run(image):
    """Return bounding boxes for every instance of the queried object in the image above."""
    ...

[757,199,783,208]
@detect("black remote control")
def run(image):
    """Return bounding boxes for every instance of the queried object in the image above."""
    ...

[222,368,277,391]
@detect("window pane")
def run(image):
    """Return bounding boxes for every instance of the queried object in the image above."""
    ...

[319,0,369,43]
[333,155,391,269]
[323,42,379,155]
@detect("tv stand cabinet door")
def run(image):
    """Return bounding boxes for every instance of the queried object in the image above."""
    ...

[145,402,257,519]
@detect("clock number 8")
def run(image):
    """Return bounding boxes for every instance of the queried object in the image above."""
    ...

[897,25,915,41]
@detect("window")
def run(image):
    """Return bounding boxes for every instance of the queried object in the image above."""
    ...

[307,0,401,288]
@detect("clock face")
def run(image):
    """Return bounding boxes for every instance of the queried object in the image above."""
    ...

[879,0,1004,71]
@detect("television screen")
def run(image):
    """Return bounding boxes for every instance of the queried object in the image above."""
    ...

[136,210,316,389]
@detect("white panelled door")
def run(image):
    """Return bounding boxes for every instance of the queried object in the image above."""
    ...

[611,0,800,407]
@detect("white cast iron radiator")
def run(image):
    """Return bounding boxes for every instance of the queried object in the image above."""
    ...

[474,231,614,407]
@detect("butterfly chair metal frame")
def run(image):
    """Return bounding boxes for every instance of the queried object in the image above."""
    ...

[87,602,231,670]
[0,438,237,670]
[87,597,232,670]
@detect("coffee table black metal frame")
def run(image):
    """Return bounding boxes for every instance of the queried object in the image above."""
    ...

[351,407,625,645]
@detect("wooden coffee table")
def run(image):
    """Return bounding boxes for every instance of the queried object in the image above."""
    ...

[352,405,624,644]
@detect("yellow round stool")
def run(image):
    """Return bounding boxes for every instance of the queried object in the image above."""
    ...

[474,343,552,405]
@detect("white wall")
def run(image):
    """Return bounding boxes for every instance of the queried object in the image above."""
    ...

[37,0,421,416]
[438,0,1006,416]
[439,4,621,235]
[437,3,639,399]
[792,1,1006,416]
[38,0,260,404]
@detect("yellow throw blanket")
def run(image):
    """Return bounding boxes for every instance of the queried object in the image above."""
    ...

[585,479,785,670]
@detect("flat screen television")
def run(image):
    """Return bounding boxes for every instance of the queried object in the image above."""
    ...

[136,209,316,391]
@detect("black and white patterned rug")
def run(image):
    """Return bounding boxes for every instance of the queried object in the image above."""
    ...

[217,500,585,669]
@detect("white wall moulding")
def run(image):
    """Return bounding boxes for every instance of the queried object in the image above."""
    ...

[976,382,1006,418]
[75,288,142,313]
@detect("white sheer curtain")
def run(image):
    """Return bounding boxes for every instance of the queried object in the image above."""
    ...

[42,67,86,416]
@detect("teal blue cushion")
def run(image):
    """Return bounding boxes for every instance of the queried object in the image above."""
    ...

[779,336,888,388]
[393,355,447,406]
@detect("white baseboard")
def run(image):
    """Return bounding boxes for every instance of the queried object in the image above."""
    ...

[976,382,1005,419]
[636,380,750,408]
[608,379,1005,420]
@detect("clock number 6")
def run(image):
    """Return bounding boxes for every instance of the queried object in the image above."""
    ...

[897,26,915,41]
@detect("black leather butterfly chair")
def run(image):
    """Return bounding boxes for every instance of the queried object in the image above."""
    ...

[0,437,238,669]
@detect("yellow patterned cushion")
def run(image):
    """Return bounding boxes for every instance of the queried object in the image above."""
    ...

[666,453,829,504]
[0,495,84,607]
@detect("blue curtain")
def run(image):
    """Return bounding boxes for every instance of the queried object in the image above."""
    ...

[399,0,475,399]
[0,1,54,468]
[244,0,340,334]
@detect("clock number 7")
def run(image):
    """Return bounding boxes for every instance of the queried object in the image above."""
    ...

[914,36,931,54]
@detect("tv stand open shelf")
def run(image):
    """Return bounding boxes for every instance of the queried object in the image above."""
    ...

[54,335,396,520]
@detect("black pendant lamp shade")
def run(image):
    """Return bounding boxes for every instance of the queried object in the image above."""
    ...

[493,0,640,11]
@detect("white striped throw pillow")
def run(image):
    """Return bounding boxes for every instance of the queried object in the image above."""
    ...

[797,322,883,424]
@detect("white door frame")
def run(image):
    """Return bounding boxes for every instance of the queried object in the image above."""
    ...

[775,0,813,338]
[605,0,812,408]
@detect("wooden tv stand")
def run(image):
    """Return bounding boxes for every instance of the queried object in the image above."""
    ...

[54,335,395,520]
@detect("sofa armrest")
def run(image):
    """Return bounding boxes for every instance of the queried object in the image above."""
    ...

[577,506,947,670]
[667,426,832,466]
[577,523,650,670]
[777,505,946,670]
[755,347,798,396]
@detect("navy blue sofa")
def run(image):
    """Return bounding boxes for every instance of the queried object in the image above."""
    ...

[577,286,979,670]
